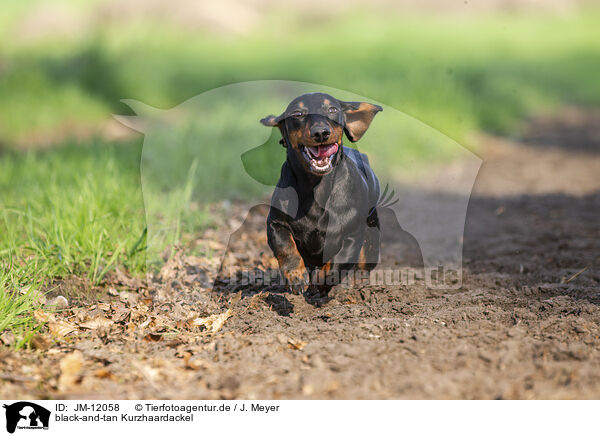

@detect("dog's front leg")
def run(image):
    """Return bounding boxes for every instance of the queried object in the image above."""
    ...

[267,221,309,294]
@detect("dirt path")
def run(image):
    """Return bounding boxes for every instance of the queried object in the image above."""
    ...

[1,107,599,400]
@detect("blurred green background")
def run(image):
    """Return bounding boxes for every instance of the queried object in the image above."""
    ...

[1,0,599,336]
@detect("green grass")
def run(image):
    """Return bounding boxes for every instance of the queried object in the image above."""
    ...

[0,140,147,281]
[1,8,599,144]
[1,4,600,336]
[0,140,149,340]
[0,268,40,348]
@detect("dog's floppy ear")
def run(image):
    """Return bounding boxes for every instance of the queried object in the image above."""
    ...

[261,112,287,147]
[260,113,285,127]
[340,101,383,142]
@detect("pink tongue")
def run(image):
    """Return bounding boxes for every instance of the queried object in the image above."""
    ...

[312,143,338,158]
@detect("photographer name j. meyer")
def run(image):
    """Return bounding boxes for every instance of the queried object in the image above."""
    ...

[59,403,280,414]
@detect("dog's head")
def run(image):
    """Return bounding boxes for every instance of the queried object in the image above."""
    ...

[261,92,382,176]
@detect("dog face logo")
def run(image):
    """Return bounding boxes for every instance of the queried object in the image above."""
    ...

[2,402,50,433]
[115,80,481,290]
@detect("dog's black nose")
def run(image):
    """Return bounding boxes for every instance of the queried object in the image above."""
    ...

[311,126,331,143]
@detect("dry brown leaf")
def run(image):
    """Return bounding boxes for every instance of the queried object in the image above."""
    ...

[48,321,77,338]
[0,331,15,346]
[94,368,115,380]
[159,255,183,282]
[113,268,142,289]
[112,307,131,323]
[138,317,154,330]
[143,333,162,342]
[192,309,233,334]
[229,292,242,306]
[182,351,192,364]
[58,351,84,391]
[86,308,105,319]
[248,292,266,309]
[287,338,307,351]
[183,352,212,370]
[119,291,140,306]
[34,309,55,323]
[79,316,113,330]
[30,334,51,350]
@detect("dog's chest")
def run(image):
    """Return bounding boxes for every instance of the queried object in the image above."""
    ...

[295,204,330,243]
[293,203,356,259]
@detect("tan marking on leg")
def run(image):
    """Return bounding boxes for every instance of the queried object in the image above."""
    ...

[314,260,332,284]
[284,258,307,285]
[276,233,308,290]
[358,246,368,270]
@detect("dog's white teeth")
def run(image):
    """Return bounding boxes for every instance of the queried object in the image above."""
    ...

[313,158,330,169]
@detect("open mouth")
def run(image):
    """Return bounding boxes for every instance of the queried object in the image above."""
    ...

[301,143,339,174]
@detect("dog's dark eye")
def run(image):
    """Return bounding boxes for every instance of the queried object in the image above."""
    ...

[291,111,304,118]
[328,107,339,114]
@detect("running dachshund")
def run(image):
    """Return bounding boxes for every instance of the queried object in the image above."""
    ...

[261,92,383,294]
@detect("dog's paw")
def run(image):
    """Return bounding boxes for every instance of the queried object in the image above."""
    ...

[283,266,309,295]
[289,283,308,295]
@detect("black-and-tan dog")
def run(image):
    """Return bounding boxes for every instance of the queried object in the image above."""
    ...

[261,92,383,294]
